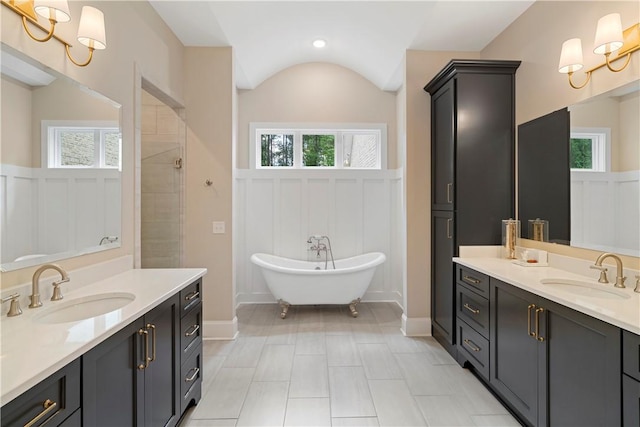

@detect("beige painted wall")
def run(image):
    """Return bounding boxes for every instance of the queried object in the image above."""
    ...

[237,62,397,169]
[1,76,32,167]
[184,47,235,326]
[570,97,621,170]
[482,0,640,269]
[619,91,640,171]
[1,0,185,287]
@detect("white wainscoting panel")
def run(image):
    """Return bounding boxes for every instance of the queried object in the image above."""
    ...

[571,170,639,256]
[1,164,121,265]
[235,169,404,306]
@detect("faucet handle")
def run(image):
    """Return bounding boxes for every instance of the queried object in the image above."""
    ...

[589,265,609,283]
[2,293,23,317]
[51,279,68,301]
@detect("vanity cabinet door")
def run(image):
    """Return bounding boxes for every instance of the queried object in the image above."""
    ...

[490,278,540,426]
[431,79,455,211]
[540,298,621,427]
[431,211,455,353]
[82,318,145,427]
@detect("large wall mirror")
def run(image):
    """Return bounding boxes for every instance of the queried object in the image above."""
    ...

[1,43,122,272]
[518,79,639,257]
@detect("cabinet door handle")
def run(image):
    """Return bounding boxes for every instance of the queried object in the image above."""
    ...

[185,324,200,337]
[185,367,200,383]
[463,303,480,315]
[535,307,545,342]
[463,339,481,352]
[138,328,149,370]
[463,275,481,285]
[24,399,58,427]
[146,323,157,362]
[446,218,453,239]
[527,304,536,338]
[447,182,453,203]
[185,290,200,301]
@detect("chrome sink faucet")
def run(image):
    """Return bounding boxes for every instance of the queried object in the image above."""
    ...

[30,264,70,308]
[592,253,626,289]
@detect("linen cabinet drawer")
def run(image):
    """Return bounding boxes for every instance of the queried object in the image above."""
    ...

[456,265,489,298]
[180,344,203,414]
[180,278,201,314]
[623,330,640,382]
[456,284,489,338]
[1,359,81,427]
[457,320,489,380]
[181,304,202,357]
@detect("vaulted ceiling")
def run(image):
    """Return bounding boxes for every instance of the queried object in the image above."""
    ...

[150,1,535,91]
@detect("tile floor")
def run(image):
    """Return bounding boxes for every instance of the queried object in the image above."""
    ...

[180,302,521,427]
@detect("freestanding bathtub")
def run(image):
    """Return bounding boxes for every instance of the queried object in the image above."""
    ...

[250,252,386,318]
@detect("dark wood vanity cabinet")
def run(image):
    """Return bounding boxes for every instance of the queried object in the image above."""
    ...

[424,60,520,355]
[623,330,640,426]
[179,279,203,414]
[83,294,181,427]
[490,277,621,427]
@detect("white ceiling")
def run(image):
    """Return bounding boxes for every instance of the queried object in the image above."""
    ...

[149,1,535,91]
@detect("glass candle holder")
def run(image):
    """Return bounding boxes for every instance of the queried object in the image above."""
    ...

[502,219,520,259]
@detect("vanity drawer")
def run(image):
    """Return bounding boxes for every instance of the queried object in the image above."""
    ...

[181,344,203,414]
[456,284,489,338]
[623,330,640,382]
[181,303,202,357]
[457,320,490,380]
[180,278,202,314]
[1,358,81,427]
[456,265,489,298]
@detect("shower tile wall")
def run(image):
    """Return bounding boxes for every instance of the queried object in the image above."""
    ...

[141,90,184,268]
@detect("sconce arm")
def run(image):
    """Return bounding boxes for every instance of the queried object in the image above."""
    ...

[604,51,632,72]
[567,71,592,90]
[65,44,95,67]
[21,16,56,42]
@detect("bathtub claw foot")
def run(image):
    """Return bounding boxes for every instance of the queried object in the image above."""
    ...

[278,300,291,319]
[349,298,361,318]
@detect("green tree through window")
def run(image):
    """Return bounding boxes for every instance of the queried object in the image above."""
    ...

[570,138,593,169]
[261,134,293,166]
[303,134,335,166]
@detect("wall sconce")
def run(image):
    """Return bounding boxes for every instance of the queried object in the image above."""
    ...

[558,13,639,89]
[1,0,106,67]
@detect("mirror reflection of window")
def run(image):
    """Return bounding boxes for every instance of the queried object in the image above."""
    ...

[570,128,609,172]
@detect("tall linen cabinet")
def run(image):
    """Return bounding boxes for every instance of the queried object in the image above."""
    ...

[424,60,520,356]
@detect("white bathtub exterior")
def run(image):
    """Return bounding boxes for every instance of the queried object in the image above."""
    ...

[250,252,386,305]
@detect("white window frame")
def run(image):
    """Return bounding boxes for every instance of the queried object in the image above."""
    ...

[42,120,121,169]
[250,122,386,170]
[570,127,610,172]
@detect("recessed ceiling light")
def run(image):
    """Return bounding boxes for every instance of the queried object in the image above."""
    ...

[313,39,326,48]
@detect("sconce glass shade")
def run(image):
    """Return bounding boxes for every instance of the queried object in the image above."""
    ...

[77,6,106,50]
[593,13,624,54]
[558,38,584,73]
[33,0,70,22]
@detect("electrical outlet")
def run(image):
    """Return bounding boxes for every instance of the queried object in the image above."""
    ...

[213,221,225,234]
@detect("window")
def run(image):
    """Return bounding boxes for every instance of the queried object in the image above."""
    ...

[43,121,121,169]
[570,128,610,172]
[251,123,385,169]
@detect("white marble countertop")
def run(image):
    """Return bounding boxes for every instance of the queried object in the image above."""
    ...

[454,256,640,335]
[0,268,207,405]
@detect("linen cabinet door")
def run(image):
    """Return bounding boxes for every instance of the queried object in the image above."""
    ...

[82,318,145,427]
[143,294,180,427]
[490,278,539,426]
[431,211,455,353]
[431,79,455,211]
[541,298,621,427]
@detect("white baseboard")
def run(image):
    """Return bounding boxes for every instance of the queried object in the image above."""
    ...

[203,317,238,340]
[235,290,402,305]
[401,314,431,337]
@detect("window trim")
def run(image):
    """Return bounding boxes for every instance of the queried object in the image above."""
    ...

[570,127,610,172]
[41,120,121,169]
[250,122,386,170]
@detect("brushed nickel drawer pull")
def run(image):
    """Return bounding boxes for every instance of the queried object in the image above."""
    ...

[463,275,481,284]
[147,323,157,362]
[463,303,480,315]
[25,399,57,427]
[138,328,149,370]
[185,367,200,382]
[447,182,453,203]
[185,324,200,337]
[185,291,200,301]
[463,339,481,352]
[446,218,453,239]
[527,304,536,338]
[535,307,545,342]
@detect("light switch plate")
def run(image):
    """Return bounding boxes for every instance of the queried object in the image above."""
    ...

[213,221,225,234]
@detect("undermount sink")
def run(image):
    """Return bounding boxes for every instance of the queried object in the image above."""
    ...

[540,278,631,300]
[34,292,136,323]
